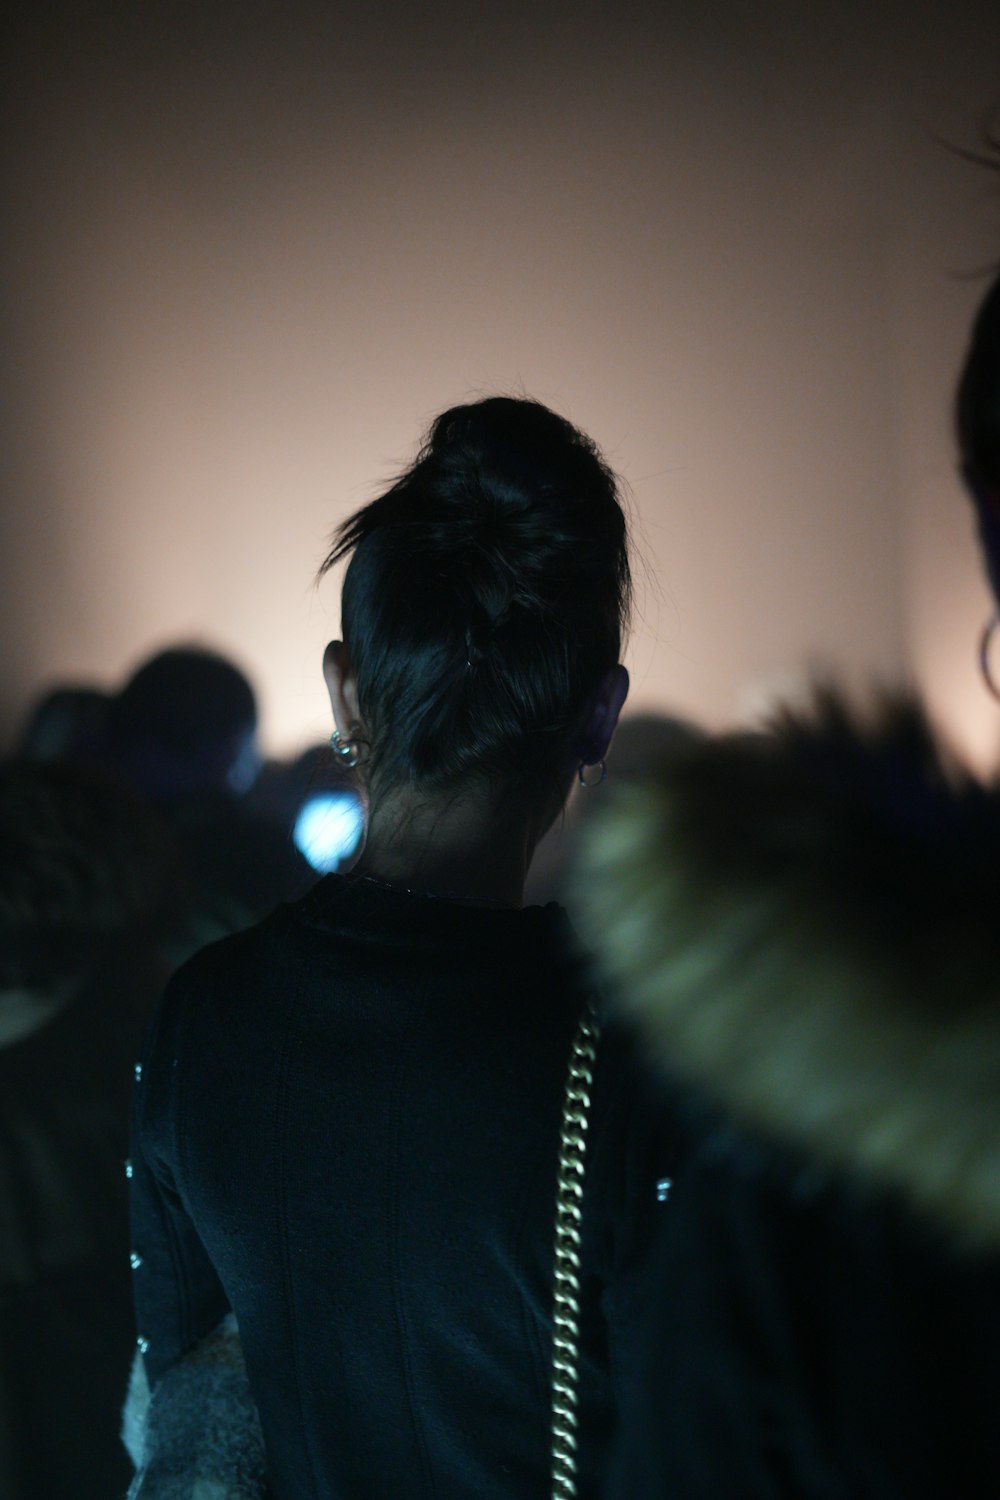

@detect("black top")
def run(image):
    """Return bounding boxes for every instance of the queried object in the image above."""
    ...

[609,1090,1000,1500]
[130,875,672,1500]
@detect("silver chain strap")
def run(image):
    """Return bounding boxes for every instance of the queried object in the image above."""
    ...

[551,1002,601,1500]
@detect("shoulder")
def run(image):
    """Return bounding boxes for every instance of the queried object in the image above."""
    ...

[160,907,283,1011]
[140,901,304,1076]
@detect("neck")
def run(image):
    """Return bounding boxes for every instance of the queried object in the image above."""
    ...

[352,779,561,910]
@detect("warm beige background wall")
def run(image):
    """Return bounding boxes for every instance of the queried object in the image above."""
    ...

[4,1,1000,765]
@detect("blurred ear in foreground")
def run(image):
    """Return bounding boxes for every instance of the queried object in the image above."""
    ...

[573,687,1000,1253]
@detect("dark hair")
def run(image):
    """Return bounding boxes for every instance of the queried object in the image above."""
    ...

[957,270,1000,491]
[320,396,632,791]
[955,136,1000,489]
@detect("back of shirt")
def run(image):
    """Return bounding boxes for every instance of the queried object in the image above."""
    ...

[131,875,669,1500]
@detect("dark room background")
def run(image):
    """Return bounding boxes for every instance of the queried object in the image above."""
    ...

[4,1,1000,766]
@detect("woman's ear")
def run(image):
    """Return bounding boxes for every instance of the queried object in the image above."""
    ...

[322,641,361,735]
[580,664,630,765]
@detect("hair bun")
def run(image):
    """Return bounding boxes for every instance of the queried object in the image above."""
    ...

[425,398,606,518]
[320,395,631,789]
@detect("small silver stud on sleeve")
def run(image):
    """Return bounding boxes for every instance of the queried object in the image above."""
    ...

[124,1159,134,1180]
[656,1177,673,1202]
[136,1336,149,1354]
[130,1252,143,1270]
[134,1063,143,1083]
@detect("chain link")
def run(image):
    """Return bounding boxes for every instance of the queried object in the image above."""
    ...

[551,1002,600,1500]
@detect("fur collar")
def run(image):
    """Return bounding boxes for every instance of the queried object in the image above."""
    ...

[577,691,1000,1251]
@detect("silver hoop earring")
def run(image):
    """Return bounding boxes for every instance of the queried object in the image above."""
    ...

[330,729,359,768]
[578,760,607,788]
[330,724,368,769]
[979,614,1000,703]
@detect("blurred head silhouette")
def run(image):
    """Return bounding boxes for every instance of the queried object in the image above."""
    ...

[18,686,110,767]
[108,646,260,802]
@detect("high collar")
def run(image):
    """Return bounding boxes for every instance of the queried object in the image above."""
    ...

[294,870,569,956]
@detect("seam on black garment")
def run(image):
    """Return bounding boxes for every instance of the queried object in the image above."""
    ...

[171,977,199,1361]
[514,1125,558,1455]
[275,930,324,1500]
[388,983,437,1498]
[142,1094,194,1368]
